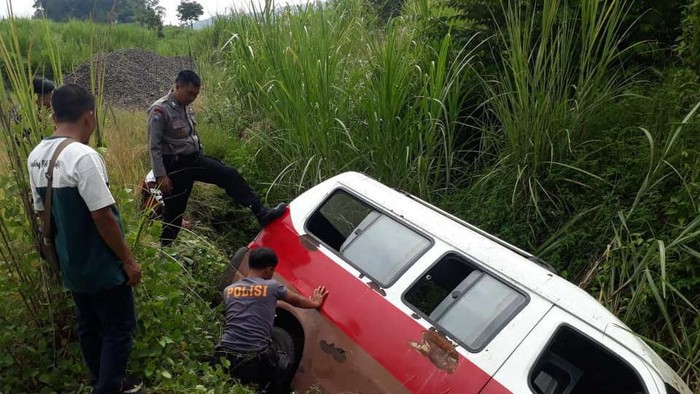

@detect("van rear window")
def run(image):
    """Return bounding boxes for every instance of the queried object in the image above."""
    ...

[403,254,527,351]
[306,190,431,287]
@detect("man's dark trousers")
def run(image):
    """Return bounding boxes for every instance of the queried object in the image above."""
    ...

[212,347,282,393]
[161,153,261,246]
[72,283,136,394]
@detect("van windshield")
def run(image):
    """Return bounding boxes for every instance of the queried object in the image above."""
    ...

[306,190,431,287]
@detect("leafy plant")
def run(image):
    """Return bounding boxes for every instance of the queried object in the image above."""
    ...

[578,102,700,391]
[215,0,477,198]
[474,0,637,221]
[0,12,251,392]
[680,0,700,69]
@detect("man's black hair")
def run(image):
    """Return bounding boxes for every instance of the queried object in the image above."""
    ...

[248,247,278,270]
[175,70,201,87]
[32,76,55,95]
[51,84,95,123]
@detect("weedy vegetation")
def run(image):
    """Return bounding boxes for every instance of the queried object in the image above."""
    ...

[0,0,698,391]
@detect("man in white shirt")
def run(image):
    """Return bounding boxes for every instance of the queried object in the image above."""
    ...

[27,84,141,393]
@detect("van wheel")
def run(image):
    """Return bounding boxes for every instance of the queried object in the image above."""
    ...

[212,247,248,306]
[272,326,298,390]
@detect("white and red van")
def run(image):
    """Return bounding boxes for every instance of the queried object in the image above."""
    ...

[221,171,691,394]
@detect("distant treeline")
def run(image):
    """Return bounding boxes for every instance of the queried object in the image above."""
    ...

[31,0,151,22]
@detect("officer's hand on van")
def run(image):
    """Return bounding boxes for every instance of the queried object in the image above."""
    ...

[310,286,329,308]
[157,176,173,195]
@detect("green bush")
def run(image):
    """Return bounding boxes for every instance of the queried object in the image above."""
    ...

[0,15,249,392]
[1,2,699,392]
[442,69,700,390]
[0,183,253,392]
[680,0,700,69]
[211,0,476,198]
[475,0,636,220]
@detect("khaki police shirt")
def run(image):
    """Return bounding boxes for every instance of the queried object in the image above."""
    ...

[147,92,201,177]
[217,277,288,353]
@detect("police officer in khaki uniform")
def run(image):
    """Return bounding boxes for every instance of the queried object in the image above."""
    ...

[148,70,285,246]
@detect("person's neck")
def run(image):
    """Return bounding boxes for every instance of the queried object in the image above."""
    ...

[246,270,267,280]
[169,91,186,108]
[53,125,84,143]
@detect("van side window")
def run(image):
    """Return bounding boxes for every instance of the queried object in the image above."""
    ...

[307,190,431,287]
[403,254,527,351]
[530,326,646,394]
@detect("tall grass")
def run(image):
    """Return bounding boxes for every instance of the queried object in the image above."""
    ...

[0,11,243,391]
[360,19,477,195]
[0,7,156,389]
[602,214,700,388]
[0,9,58,284]
[579,102,700,389]
[214,0,475,197]
[0,9,75,390]
[101,109,151,187]
[218,1,366,190]
[478,0,635,219]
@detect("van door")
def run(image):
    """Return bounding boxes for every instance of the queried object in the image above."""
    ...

[394,251,553,393]
[480,307,660,394]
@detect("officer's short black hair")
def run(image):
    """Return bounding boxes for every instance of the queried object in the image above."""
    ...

[51,84,95,123]
[32,76,55,95]
[248,247,278,270]
[175,70,201,87]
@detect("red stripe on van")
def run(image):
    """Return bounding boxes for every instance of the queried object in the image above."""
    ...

[251,212,511,394]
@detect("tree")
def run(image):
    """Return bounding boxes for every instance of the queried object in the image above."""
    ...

[136,0,165,37]
[369,0,405,21]
[443,0,692,63]
[32,0,143,23]
[176,0,204,29]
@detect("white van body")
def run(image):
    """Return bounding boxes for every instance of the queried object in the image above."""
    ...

[239,171,691,394]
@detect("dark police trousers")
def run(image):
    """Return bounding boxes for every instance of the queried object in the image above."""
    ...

[161,152,262,246]
[212,347,283,393]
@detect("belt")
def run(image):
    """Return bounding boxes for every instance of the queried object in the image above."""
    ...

[220,349,269,366]
[163,151,201,164]
[217,346,269,357]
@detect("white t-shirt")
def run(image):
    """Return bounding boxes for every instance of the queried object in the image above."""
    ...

[27,137,125,292]
[28,138,115,212]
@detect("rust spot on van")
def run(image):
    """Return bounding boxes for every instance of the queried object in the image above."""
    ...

[299,234,319,251]
[320,340,347,363]
[408,330,458,373]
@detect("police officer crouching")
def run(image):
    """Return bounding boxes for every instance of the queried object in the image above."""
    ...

[213,247,328,393]
[33,76,55,109]
[148,70,286,246]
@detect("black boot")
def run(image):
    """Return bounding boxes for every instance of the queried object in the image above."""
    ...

[120,374,144,393]
[255,203,287,227]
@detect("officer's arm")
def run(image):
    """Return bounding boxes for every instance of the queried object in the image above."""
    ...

[147,107,167,178]
[284,286,328,309]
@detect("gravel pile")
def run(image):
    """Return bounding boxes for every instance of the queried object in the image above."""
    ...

[64,48,195,109]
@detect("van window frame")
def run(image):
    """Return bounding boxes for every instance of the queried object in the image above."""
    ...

[400,251,530,352]
[303,187,435,288]
[527,323,649,394]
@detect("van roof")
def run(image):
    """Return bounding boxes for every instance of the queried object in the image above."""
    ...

[320,171,689,393]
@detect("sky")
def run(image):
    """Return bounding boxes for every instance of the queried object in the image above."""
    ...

[0,0,310,25]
